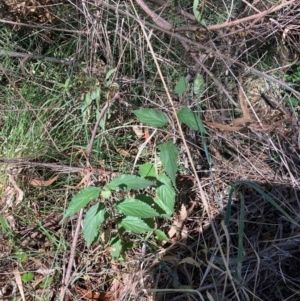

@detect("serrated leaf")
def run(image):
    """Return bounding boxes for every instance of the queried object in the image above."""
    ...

[62,187,101,222]
[107,175,153,191]
[116,198,158,218]
[133,109,168,128]
[177,108,208,135]
[193,74,205,96]
[158,141,178,187]
[119,216,153,233]
[109,236,122,260]
[83,203,106,247]
[174,76,188,95]
[154,229,169,241]
[139,162,156,178]
[156,174,175,217]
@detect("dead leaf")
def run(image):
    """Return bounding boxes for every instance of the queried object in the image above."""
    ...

[168,202,196,240]
[109,278,122,295]
[187,201,196,216]
[101,228,111,244]
[181,225,188,244]
[168,205,188,239]
[117,148,132,158]
[204,121,244,131]
[232,117,252,127]
[74,286,115,301]
[206,73,253,132]
[160,255,179,264]
[35,268,56,275]
[64,172,92,190]
[105,246,116,253]
[4,186,15,207]
[238,72,251,120]
[13,267,25,301]
[132,125,144,138]
[8,174,24,204]
[178,257,201,268]
[6,215,16,231]
[29,174,58,187]
[206,290,217,301]
[144,129,151,144]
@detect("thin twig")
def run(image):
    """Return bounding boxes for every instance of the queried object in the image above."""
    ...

[86,92,120,163]
[177,0,296,32]
[0,159,113,175]
[59,209,84,300]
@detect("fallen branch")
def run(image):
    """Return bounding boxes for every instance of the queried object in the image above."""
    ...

[135,0,172,31]
[0,50,74,65]
[135,0,296,33]
[175,0,297,32]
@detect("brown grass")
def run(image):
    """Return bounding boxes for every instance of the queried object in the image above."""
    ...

[0,0,299,300]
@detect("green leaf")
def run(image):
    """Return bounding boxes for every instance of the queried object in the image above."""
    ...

[105,68,117,86]
[119,216,153,233]
[193,0,200,20]
[39,276,54,289]
[109,236,122,260]
[139,162,156,178]
[62,187,101,222]
[105,68,117,81]
[116,198,158,218]
[107,175,153,191]
[133,109,168,128]
[22,272,34,283]
[193,74,205,96]
[174,76,188,95]
[200,19,206,26]
[15,248,28,262]
[101,189,111,199]
[224,186,235,227]
[177,108,208,135]
[155,174,175,217]
[90,87,101,102]
[83,203,106,247]
[158,141,178,187]
[154,229,169,241]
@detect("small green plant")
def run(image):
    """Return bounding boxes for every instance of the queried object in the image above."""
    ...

[62,104,207,259]
[22,272,34,283]
[285,63,300,84]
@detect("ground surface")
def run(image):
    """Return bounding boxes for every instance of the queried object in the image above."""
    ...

[0,0,300,300]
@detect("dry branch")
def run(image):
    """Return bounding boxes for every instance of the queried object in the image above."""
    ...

[0,50,74,65]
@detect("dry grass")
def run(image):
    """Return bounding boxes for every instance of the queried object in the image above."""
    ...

[0,0,300,300]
